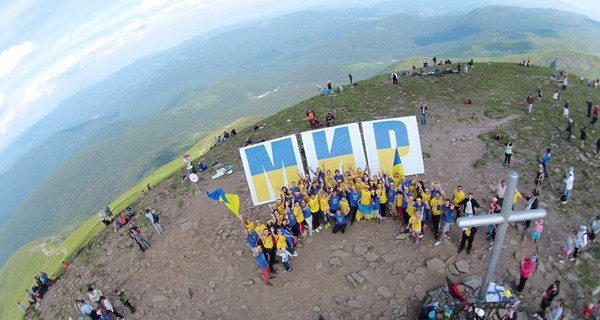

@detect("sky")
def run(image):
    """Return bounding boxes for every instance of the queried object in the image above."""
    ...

[0,0,598,152]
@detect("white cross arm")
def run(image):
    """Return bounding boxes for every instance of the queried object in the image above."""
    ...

[456,209,547,229]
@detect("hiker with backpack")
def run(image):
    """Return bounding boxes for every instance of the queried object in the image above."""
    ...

[145,208,163,234]
[128,225,151,252]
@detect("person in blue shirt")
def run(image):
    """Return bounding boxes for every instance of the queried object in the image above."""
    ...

[435,200,455,246]
[329,189,341,213]
[301,200,314,236]
[386,182,398,220]
[372,190,382,222]
[539,148,551,178]
[333,170,344,183]
[246,229,260,249]
[347,185,361,225]
[401,186,412,225]
[286,206,299,237]
[280,220,297,255]
[329,209,348,234]
[253,247,272,286]
[289,181,301,194]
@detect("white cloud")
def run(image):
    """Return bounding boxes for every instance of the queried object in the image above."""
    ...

[141,0,174,13]
[122,18,145,32]
[23,55,80,105]
[0,40,37,79]
[0,109,16,133]
[0,92,4,108]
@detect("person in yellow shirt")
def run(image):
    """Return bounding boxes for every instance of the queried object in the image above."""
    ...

[394,185,403,221]
[512,189,526,211]
[292,202,305,235]
[260,229,276,273]
[409,209,423,244]
[356,184,372,222]
[319,190,331,228]
[244,218,255,231]
[340,197,350,215]
[254,220,267,234]
[429,192,444,239]
[377,184,388,219]
[308,193,322,232]
[452,185,466,215]
[275,228,288,251]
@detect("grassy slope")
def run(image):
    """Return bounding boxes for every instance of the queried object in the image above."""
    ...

[0,117,257,320]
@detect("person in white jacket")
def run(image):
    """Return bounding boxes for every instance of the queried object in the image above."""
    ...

[561,167,574,203]
[100,295,125,319]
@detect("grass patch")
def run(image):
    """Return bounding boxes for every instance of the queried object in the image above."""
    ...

[473,158,488,168]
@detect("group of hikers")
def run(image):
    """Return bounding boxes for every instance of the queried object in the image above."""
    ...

[74,287,136,320]
[18,271,57,313]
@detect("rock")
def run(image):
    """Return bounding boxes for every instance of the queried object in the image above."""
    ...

[313,306,320,312]
[152,294,168,302]
[449,265,460,275]
[252,276,262,284]
[235,250,243,256]
[315,261,323,270]
[348,299,363,308]
[414,285,426,301]
[365,252,378,262]
[225,264,234,283]
[418,246,427,254]
[329,257,343,267]
[242,280,254,286]
[350,272,365,284]
[497,308,507,318]
[580,252,593,260]
[462,275,483,290]
[346,275,358,288]
[455,260,469,273]
[377,286,393,298]
[382,254,399,263]
[354,246,368,255]
[427,258,445,270]
[331,250,350,258]
[180,221,193,232]
[241,304,250,312]
[395,233,411,240]
[209,280,216,289]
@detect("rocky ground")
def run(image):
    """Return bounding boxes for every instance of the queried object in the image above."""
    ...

[28,66,599,320]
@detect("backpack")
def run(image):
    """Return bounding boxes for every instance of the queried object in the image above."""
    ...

[152,212,159,223]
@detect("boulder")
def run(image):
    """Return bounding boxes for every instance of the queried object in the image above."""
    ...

[455,260,469,273]
[427,258,445,270]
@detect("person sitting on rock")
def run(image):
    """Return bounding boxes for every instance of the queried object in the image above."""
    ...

[325,112,335,127]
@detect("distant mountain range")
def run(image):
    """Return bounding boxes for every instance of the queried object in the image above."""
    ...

[1,4,600,265]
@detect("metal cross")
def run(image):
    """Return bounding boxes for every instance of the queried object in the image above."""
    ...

[456,171,547,303]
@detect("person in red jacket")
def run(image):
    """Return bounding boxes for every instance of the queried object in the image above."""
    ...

[516,256,536,293]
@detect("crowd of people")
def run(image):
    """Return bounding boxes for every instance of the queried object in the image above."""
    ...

[74,287,136,320]
[18,271,58,313]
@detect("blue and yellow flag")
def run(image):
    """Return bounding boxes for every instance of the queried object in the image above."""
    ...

[207,188,240,219]
[392,148,405,178]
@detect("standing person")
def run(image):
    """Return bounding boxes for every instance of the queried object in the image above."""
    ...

[495,180,507,204]
[525,93,534,113]
[580,126,588,149]
[536,86,543,101]
[316,82,322,95]
[458,193,480,217]
[587,98,593,117]
[561,167,574,203]
[504,142,513,167]
[532,219,544,242]
[559,230,578,263]
[552,90,560,107]
[516,256,536,293]
[115,290,136,313]
[347,185,360,226]
[435,200,454,246]
[348,74,353,84]
[419,104,428,125]
[78,300,100,320]
[549,299,564,320]
[408,210,423,244]
[128,225,151,252]
[458,226,477,254]
[253,247,272,286]
[563,101,570,118]
[87,287,103,304]
[534,165,544,193]
[588,215,600,243]
[430,193,444,241]
[596,138,600,159]
[145,208,163,234]
[591,113,598,133]
[100,296,124,319]
[566,118,574,140]
[573,225,589,261]
[260,229,276,274]
[300,200,313,236]
[540,281,561,312]
[391,71,398,85]
[104,206,114,219]
[525,191,540,229]
[539,148,551,179]
[276,247,293,272]
[432,56,437,66]
[99,210,111,226]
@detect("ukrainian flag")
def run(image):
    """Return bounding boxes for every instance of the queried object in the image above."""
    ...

[207,188,240,219]
[392,148,405,178]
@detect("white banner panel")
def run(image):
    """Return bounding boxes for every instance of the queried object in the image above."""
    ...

[361,116,424,176]
[300,123,367,179]
[239,135,305,205]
